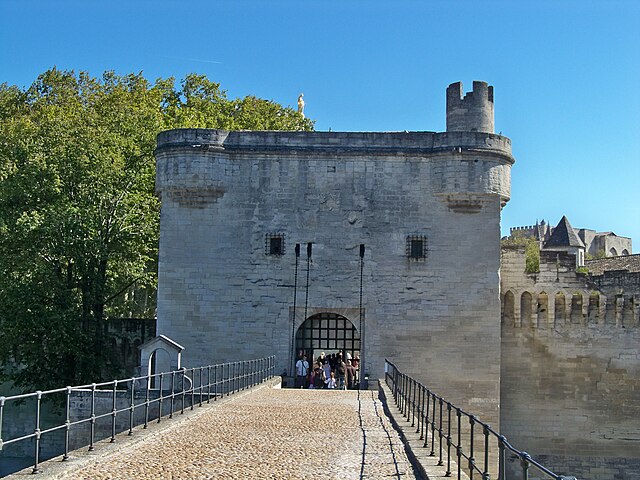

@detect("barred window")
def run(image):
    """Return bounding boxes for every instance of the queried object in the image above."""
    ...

[406,235,427,260]
[265,233,285,256]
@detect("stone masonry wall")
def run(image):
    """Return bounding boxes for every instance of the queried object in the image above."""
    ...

[500,247,640,479]
[500,323,640,480]
[155,128,513,428]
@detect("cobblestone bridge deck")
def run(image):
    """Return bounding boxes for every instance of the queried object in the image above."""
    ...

[25,384,423,479]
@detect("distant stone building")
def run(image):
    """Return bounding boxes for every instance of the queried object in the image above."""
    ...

[509,217,632,257]
[542,216,586,266]
[579,228,631,257]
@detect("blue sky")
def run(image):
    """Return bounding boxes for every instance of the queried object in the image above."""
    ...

[1,0,639,249]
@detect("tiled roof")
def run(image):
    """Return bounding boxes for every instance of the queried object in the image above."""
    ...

[543,216,585,249]
[586,254,640,276]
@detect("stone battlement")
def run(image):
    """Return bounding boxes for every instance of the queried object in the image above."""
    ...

[510,225,537,232]
[446,81,495,133]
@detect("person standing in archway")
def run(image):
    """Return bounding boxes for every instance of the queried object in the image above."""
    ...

[352,356,360,387]
[295,354,309,388]
[345,360,356,389]
[336,353,346,390]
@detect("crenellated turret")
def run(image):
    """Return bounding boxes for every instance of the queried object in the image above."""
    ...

[446,81,494,133]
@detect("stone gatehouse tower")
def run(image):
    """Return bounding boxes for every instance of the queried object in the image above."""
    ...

[154,81,513,424]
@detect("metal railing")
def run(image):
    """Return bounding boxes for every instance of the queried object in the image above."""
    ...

[384,359,576,480]
[0,356,275,475]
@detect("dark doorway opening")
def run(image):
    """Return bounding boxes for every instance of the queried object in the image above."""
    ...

[295,312,360,362]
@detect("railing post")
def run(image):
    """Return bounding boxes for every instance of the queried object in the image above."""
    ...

[391,367,396,403]
[181,369,186,414]
[457,408,462,480]
[89,384,96,450]
[214,364,218,401]
[158,373,164,422]
[222,362,226,396]
[405,375,409,417]
[392,367,398,404]
[430,392,436,456]
[111,380,118,441]
[402,374,407,416]
[469,416,476,479]
[521,452,531,480]
[406,376,412,420]
[498,435,506,480]
[129,378,135,435]
[207,365,212,403]
[0,396,4,453]
[423,390,431,448]
[170,371,175,418]
[63,387,71,460]
[190,368,195,410]
[446,402,452,477]
[411,379,416,427]
[438,397,444,466]
[406,377,411,421]
[199,367,203,407]
[419,385,425,438]
[144,377,150,428]
[32,391,42,473]
[483,424,490,480]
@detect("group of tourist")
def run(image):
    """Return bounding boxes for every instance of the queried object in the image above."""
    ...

[294,351,360,390]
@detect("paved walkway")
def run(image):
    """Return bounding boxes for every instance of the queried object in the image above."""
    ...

[63,387,418,479]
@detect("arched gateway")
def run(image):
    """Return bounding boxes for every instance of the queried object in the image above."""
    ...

[295,312,360,362]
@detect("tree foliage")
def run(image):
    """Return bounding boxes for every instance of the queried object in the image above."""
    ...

[0,69,312,391]
[501,233,540,274]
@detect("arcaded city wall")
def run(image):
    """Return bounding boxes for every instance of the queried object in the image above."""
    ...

[500,247,640,479]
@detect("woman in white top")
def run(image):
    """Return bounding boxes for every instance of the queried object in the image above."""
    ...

[325,371,337,389]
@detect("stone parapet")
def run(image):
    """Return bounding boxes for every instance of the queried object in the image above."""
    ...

[155,128,513,205]
[156,128,513,161]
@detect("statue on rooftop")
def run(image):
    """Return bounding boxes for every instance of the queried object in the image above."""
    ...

[297,93,305,117]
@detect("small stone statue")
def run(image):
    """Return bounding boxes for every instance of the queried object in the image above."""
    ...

[297,93,305,117]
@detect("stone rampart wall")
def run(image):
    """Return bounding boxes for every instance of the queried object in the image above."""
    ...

[500,322,640,479]
[500,246,640,479]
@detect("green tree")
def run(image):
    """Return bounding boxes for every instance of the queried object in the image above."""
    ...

[0,69,312,391]
[501,233,540,274]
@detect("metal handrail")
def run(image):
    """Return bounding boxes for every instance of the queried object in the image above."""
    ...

[0,356,276,475]
[384,359,576,480]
